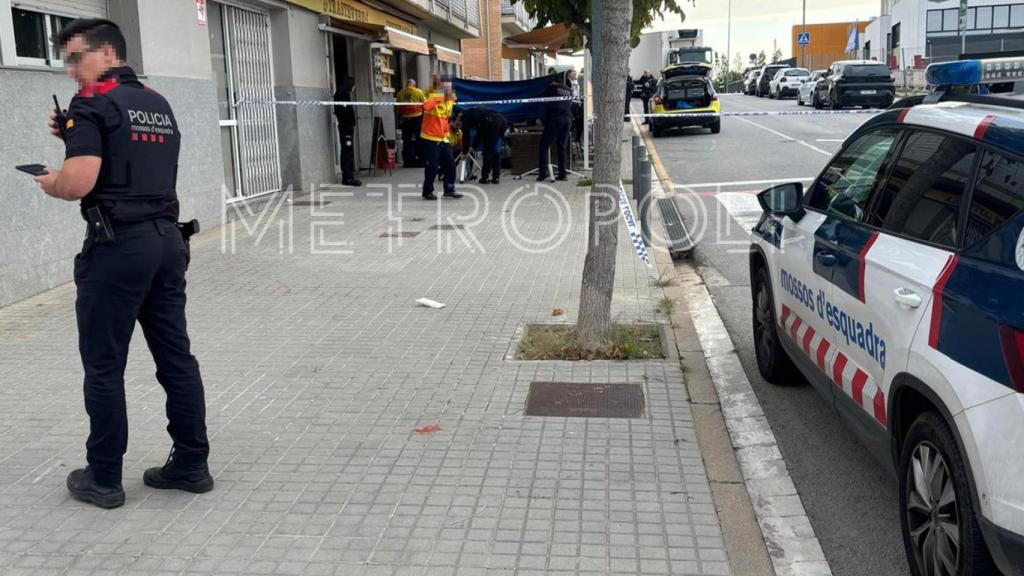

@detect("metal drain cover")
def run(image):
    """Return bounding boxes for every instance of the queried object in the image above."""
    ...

[379,231,420,238]
[428,224,465,230]
[525,382,645,418]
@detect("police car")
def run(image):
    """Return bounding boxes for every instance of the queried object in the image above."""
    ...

[649,63,721,137]
[749,57,1024,576]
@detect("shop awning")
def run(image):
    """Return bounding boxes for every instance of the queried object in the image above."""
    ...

[385,26,430,55]
[502,23,573,59]
[433,45,463,66]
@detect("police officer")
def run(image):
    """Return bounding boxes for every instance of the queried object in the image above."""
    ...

[35,19,212,509]
[334,76,362,186]
[537,75,572,181]
[477,110,507,185]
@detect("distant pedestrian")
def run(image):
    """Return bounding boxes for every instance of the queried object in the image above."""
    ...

[625,75,634,120]
[538,76,572,181]
[334,76,361,186]
[639,69,657,125]
[395,79,425,167]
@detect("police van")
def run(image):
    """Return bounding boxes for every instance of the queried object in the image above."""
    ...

[749,57,1024,576]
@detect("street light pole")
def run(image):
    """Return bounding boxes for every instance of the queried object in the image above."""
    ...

[801,0,806,68]
[726,0,731,91]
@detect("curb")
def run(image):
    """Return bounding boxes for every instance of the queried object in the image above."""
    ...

[635,121,834,576]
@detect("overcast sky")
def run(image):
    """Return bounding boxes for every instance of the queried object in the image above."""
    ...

[555,0,884,69]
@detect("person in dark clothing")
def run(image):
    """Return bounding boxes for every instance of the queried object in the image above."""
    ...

[538,77,573,181]
[478,110,507,184]
[36,18,212,509]
[333,76,361,186]
[456,106,492,181]
[639,70,657,125]
[625,75,634,121]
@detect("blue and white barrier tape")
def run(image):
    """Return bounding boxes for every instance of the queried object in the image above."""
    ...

[619,181,652,268]
[235,96,577,107]
[623,108,885,119]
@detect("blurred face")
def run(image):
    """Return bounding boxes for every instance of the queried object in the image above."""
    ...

[63,35,119,88]
[443,81,453,98]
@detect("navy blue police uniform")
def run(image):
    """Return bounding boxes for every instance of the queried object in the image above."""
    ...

[538,80,572,179]
[65,66,209,488]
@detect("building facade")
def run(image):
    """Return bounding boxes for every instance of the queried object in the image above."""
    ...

[460,0,541,81]
[790,21,871,71]
[0,0,478,307]
[864,0,1024,68]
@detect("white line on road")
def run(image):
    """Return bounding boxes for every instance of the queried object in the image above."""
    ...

[815,138,845,142]
[674,177,815,189]
[733,116,834,157]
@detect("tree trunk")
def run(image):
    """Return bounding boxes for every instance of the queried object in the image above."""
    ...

[576,0,633,349]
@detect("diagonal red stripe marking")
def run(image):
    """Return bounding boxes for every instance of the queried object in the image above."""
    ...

[974,114,995,139]
[873,389,887,428]
[930,255,959,349]
[802,326,816,354]
[833,353,848,389]
[790,316,803,342]
[816,339,831,372]
[851,370,869,408]
[858,231,879,303]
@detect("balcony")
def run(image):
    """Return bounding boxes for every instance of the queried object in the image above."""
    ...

[381,0,481,38]
[501,0,536,34]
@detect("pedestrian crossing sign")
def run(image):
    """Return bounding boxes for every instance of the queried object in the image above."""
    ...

[797,32,810,46]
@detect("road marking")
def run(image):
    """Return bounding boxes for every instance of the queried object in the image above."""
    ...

[815,138,845,142]
[716,192,764,234]
[733,116,834,157]
[674,177,815,189]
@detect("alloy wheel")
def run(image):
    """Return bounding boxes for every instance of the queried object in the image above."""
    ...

[905,442,960,576]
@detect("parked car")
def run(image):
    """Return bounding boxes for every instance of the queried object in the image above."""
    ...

[749,56,1024,576]
[743,70,760,95]
[769,68,810,99]
[756,64,789,97]
[813,60,895,109]
[797,70,827,106]
[649,63,721,136]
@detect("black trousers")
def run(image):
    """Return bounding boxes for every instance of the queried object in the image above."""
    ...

[400,116,422,166]
[338,125,356,180]
[75,219,209,486]
[538,116,570,178]
[421,140,455,197]
[641,96,651,121]
[480,135,502,181]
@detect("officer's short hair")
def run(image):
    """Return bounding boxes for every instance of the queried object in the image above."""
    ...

[56,19,127,61]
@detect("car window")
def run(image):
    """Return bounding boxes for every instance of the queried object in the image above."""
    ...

[846,64,891,78]
[786,70,809,77]
[808,127,901,221]
[865,130,976,249]
[964,150,1024,248]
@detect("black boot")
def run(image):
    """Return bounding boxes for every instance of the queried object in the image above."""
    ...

[143,451,214,494]
[67,467,125,509]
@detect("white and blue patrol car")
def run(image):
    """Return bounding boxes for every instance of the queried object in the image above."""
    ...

[749,57,1024,576]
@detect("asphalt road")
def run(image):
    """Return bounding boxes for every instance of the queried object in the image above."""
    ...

[641,93,912,576]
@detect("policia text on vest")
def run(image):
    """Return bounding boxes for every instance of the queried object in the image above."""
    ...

[33,18,214,509]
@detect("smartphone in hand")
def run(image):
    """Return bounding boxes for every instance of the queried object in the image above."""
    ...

[16,164,48,177]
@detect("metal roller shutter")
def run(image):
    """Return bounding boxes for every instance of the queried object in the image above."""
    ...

[11,0,107,19]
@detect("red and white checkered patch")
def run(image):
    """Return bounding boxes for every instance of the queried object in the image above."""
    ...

[780,304,887,428]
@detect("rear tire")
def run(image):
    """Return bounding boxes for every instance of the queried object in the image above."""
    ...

[752,266,795,383]
[899,412,995,576]
[813,92,822,109]
[710,120,721,134]
[797,93,803,106]
[830,92,841,110]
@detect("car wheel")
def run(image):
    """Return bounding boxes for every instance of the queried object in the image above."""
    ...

[899,412,995,576]
[830,92,841,110]
[710,120,721,134]
[651,122,661,138]
[813,92,822,109]
[797,93,803,106]
[752,266,794,382]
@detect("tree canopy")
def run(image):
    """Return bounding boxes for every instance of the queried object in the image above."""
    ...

[515,0,690,48]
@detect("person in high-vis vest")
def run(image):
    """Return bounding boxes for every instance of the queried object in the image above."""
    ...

[419,81,462,200]
[395,79,425,167]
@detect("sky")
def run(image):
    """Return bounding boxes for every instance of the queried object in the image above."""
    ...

[556,0,882,69]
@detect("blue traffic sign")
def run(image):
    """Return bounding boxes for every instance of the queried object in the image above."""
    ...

[797,32,811,46]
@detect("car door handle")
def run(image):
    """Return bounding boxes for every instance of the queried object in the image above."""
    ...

[893,287,922,309]
[815,251,836,266]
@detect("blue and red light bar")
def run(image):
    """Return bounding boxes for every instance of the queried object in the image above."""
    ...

[926,57,1024,87]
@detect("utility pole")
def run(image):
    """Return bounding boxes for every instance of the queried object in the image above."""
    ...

[801,0,807,68]
[726,0,732,91]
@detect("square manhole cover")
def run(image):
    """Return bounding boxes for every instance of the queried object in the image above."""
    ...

[525,382,645,418]
[428,224,465,230]
[379,231,420,238]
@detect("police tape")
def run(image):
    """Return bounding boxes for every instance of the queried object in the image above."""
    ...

[234,96,577,108]
[622,108,885,119]
[618,181,652,268]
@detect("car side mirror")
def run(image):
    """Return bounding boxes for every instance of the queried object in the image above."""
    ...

[757,183,805,221]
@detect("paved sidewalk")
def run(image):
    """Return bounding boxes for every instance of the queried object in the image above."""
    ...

[0,161,731,575]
